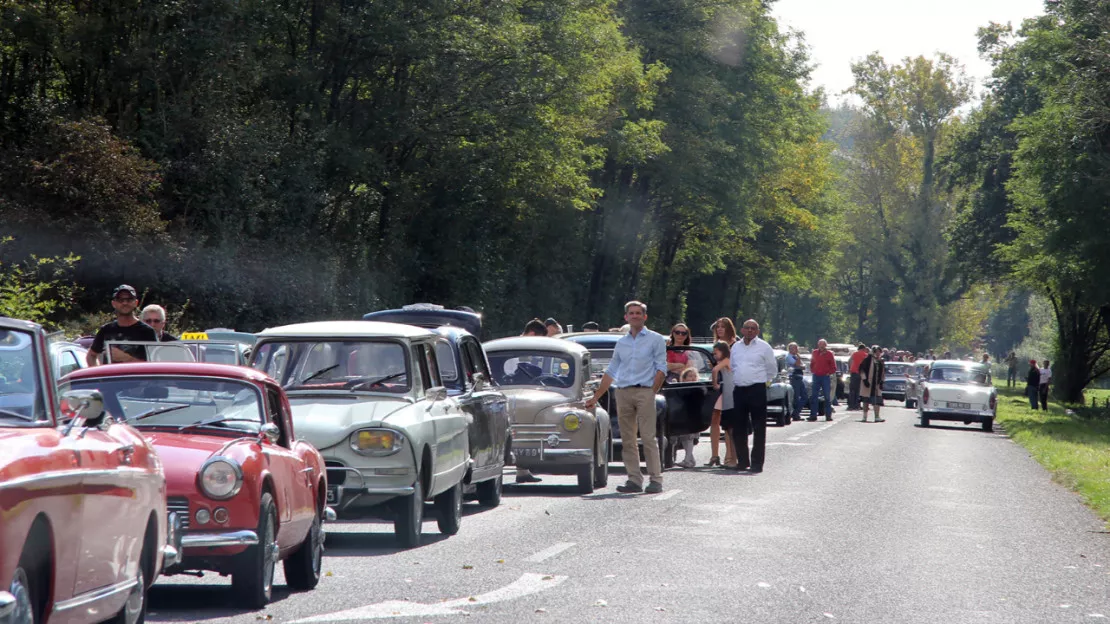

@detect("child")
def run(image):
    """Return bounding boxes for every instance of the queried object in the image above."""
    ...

[676,367,701,467]
[709,342,737,467]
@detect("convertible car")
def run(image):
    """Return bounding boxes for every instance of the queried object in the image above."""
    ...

[63,363,328,608]
[917,360,997,431]
[1,317,176,624]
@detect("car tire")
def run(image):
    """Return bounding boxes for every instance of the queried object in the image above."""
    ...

[9,559,41,624]
[905,398,914,409]
[232,491,277,609]
[284,505,323,590]
[476,475,503,508]
[106,555,147,624]
[659,434,675,469]
[920,412,930,427]
[776,410,788,427]
[593,435,611,489]
[983,417,994,432]
[394,477,424,547]
[577,446,596,495]
[434,480,462,536]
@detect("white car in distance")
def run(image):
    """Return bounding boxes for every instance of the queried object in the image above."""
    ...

[917,360,997,431]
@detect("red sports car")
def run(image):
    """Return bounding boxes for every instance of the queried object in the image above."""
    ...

[63,362,328,608]
[0,317,177,624]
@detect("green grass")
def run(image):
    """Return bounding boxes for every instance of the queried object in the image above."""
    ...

[994,384,1110,525]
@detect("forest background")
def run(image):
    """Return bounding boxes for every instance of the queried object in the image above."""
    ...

[0,0,1107,400]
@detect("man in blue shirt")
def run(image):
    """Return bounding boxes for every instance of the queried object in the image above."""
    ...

[586,301,667,493]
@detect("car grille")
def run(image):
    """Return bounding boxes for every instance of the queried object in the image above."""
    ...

[512,424,568,443]
[167,496,190,531]
[884,382,905,390]
[325,460,347,486]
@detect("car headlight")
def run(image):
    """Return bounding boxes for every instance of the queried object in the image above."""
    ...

[198,457,243,500]
[350,429,404,455]
[562,413,581,432]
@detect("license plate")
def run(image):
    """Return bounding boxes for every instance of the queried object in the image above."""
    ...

[326,486,339,505]
[518,448,541,457]
[947,401,971,409]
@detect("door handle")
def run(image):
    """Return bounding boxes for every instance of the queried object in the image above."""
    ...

[117,444,135,465]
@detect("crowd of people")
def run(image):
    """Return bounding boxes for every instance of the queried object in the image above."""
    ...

[85,284,180,366]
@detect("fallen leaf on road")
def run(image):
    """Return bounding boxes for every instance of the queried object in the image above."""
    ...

[535,609,547,614]
[469,597,477,602]
[654,607,666,612]
[462,564,474,570]
[544,510,551,515]
[595,599,608,607]
[542,575,555,580]
[496,559,505,564]
[325,571,333,577]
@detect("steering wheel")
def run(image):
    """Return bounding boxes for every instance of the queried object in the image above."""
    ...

[533,375,565,388]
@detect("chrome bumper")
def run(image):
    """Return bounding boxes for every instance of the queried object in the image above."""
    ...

[182,530,259,548]
[767,405,785,413]
[162,512,184,571]
[925,407,994,418]
[0,591,14,619]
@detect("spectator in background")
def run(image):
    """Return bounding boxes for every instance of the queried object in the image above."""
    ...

[1025,359,1041,410]
[582,321,600,332]
[785,342,808,422]
[141,305,178,342]
[1039,360,1052,410]
[928,349,936,361]
[808,339,836,422]
[544,318,562,336]
[858,345,886,423]
[87,285,158,366]
[666,323,691,379]
[981,353,991,365]
[942,350,953,359]
[1006,351,1018,387]
[848,343,868,411]
[726,319,778,474]
[708,341,736,468]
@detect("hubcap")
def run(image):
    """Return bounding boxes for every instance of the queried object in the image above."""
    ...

[122,568,144,624]
[10,568,33,624]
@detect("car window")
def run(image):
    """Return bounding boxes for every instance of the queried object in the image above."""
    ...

[885,363,912,376]
[64,376,264,432]
[0,329,47,423]
[251,340,410,393]
[463,340,491,380]
[423,344,441,388]
[666,348,714,383]
[488,351,575,389]
[265,387,290,447]
[929,367,989,385]
[434,341,459,384]
[586,349,613,377]
[58,350,82,377]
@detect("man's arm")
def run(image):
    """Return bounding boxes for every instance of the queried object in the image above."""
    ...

[86,349,101,367]
[109,346,142,363]
[586,373,614,408]
[652,335,668,383]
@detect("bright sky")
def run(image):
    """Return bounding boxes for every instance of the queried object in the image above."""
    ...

[772,0,1048,103]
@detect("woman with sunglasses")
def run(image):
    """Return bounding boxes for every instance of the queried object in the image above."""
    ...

[666,323,692,379]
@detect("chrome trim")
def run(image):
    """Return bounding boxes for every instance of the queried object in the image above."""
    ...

[324,507,337,522]
[336,485,415,496]
[197,456,243,500]
[541,449,592,457]
[0,591,13,619]
[163,512,184,570]
[182,530,259,548]
[512,424,560,430]
[54,577,139,612]
[0,468,150,491]
[923,407,994,418]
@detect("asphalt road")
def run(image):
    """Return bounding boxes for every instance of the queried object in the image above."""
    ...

[147,403,1110,623]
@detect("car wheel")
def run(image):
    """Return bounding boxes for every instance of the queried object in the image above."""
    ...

[8,565,37,624]
[777,410,788,427]
[983,417,994,432]
[106,559,146,624]
[577,444,596,494]
[284,505,323,590]
[476,475,503,508]
[920,412,930,427]
[658,434,675,469]
[905,398,913,409]
[394,477,424,547]
[434,480,462,535]
[232,491,277,609]
[593,434,611,489]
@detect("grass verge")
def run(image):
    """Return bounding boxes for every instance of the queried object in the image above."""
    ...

[994,384,1110,526]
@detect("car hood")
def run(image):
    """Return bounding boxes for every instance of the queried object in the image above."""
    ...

[288,397,412,449]
[502,388,577,424]
[140,432,233,495]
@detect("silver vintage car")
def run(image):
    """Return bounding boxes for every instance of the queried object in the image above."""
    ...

[483,337,612,494]
[250,321,470,547]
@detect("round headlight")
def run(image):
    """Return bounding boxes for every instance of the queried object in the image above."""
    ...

[562,413,581,432]
[199,457,242,500]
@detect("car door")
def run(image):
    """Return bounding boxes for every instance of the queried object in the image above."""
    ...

[416,343,467,496]
[460,337,508,481]
[264,385,312,548]
[72,423,134,596]
[660,347,716,437]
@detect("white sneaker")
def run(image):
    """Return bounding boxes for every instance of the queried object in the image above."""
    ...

[679,456,697,468]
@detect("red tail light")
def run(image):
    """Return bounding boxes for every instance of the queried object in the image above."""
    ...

[922,388,929,405]
[990,394,997,410]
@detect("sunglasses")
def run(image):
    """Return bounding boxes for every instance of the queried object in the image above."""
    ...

[673,330,688,335]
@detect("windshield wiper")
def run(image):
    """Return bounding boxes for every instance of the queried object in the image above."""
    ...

[345,372,406,391]
[0,408,33,421]
[178,417,262,433]
[130,404,190,423]
[287,364,340,389]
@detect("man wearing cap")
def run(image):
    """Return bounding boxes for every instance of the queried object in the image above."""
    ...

[86,285,159,366]
[544,318,563,336]
[582,321,600,332]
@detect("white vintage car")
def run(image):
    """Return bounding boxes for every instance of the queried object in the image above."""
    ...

[483,337,612,494]
[250,321,470,547]
[917,360,997,431]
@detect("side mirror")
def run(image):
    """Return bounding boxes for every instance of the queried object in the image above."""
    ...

[471,373,487,392]
[427,386,448,402]
[260,423,280,444]
[60,389,105,431]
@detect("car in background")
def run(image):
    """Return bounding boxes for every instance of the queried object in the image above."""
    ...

[64,362,328,608]
[251,321,470,547]
[917,360,997,431]
[905,360,931,408]
[835,356,850,400]
[362,306,510,507]
[49,338,88,378]
[561,332,715,467]
[1,317,176,624]
[484,337,611,493]
[881,362,914,403]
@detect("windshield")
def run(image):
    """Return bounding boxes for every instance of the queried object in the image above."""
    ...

[885,363,912,376]
[251,340,411,393]
[0,329,47,424]
[929,366,990,386]
[64,376,263,432]
[488,351,575,389]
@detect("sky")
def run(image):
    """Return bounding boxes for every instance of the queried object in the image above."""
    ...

[772,0,1048,104]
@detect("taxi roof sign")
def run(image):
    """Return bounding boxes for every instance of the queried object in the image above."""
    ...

[181,332,209,340]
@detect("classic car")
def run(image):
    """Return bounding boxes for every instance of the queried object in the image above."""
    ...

[904,361,931,408]
[250,321,470,547]
[917,360,997,431]
[105,338,250,366]
[0,317,177,624]
[48,337,88,378]
[881,362,914,402]
[483,337,611,493]
[362,307,510,507]
[560,332,715,467]
[63,362,327,608]
[835,356,850,400]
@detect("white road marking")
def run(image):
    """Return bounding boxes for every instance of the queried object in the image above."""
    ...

[526,541,575,563]
[766,442,812,446]
[289,573,569,622]
[652,489,681,501]
[787,418,841,441]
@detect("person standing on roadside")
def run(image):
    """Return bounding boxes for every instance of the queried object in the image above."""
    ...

[848,343,868,411]
[708,341,737,467]
[86,285,159,367]
[784,342,808,422]
[808,339,836,422]
[1039,360,1052,410]
[1025,360,1041,410]
[544,318,563,336]
[666,323,692,380]
[586,301,667,493]
[857,345,886,423]
[140,305,179,342]
[726,319,778,474]
[1005,351,1018,387]
[582,321,600,332]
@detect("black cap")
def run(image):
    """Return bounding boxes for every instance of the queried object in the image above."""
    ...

[544,318,559,327]
[582,321,599,330]
[113,284,137,298]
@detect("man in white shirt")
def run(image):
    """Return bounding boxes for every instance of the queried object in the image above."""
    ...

[729,319,779,474]
[1038,360,1052,410]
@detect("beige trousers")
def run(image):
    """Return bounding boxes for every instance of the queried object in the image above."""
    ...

[616,387,662,486]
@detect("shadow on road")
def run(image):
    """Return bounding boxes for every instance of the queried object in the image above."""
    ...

[324,529,450,555]
[148,584,294,622]
[916,422,1009,436]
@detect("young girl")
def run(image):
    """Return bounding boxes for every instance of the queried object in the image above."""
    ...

[676,367,701,467]
[709,340,737,467]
